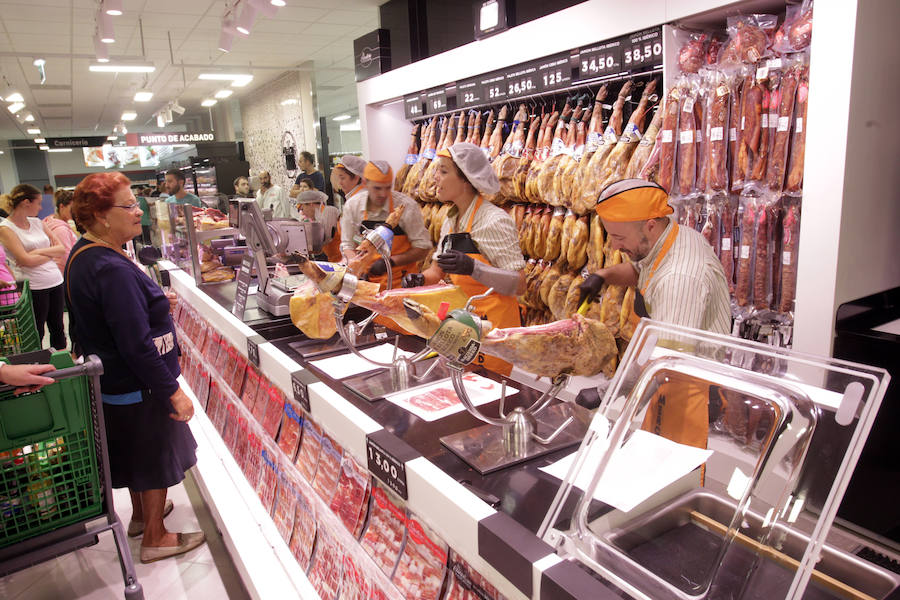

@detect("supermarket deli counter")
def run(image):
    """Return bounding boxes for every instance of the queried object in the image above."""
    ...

[165,262,897,600]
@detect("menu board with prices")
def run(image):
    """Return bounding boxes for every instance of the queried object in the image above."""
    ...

[479,72,507,103]
[404,94,424,120]
[456,78,482,109]
[537,52,574,92]
[504,64,539,99]
[577,38,622,79]
[622,26,663,70]
[424,87,448,115]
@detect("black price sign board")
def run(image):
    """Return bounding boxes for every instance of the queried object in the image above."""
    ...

[290,369,311,413]
[457,78,482,108]
[404,94,424,120]
[622,26,663,70]
[577,38,622,79]
[246,335,264,367]
[232,252,254,318]
[424,87,448,115]
[480,72,507,103]
[365,430,421,500]
[536,53,572,92]
[504,64,538,99]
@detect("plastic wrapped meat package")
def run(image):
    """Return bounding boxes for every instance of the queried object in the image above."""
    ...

[361,482,408,577]
[222,402,240,452]
[241,365,261,413]
[308,526,344,600]
[392,516,448,600]
[214,338,229,375]
[228,351,248,397]
[339,553,397,600]
[288,485,317,572]
[277,399,303,462]
[233,417,250,471]
[443,550,507,600]
[312,433,343,502]
[203,329,220,364]
[272,470,298,543]
[261,385,285,440]
[295,418,323,481]
[251,374,271,423]
[328,452,371,535]
[256,439,279,515]
[194,321,209,360]
[243,433,263,490]
[194,368,210,410]
[205,380,221,420]
[210,384,229,435]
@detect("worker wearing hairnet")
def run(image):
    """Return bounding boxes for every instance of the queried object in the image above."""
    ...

[297,189,340,262]
[404,142,525,375]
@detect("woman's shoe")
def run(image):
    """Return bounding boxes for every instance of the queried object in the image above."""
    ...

[140,531,206,564]
[127,499,174,537]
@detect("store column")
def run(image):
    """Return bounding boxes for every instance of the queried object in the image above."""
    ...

[211,102,236,142]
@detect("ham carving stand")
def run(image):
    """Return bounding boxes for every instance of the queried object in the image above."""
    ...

[421,291,591,474]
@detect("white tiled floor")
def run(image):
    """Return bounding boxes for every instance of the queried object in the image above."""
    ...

[0,472,249,600]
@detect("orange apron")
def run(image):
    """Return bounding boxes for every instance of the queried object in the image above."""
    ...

[444,196,521,376]
[633,223,710,450]
[361,195,419,290]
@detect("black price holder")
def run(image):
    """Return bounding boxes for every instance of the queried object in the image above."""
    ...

[504,64,539,99]
[246,334,264,367]
[621,26,663,70]
[457,77,482,109]
[290,369,314,413]
[577,38,622,80]
[404,93,425,120]
[424,87,448,115]
[479,71,507,103]
[232,252,255,318]
[365,430,421,500]
[536,52,573,93]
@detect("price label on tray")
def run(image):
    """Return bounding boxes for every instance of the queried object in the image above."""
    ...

[577,38,621,79]
[366,435,409,500]
[622,26,663,69]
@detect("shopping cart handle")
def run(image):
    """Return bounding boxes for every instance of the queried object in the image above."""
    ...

[0,355,103,394]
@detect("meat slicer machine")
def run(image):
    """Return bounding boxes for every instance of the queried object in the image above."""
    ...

[229,198,323,317]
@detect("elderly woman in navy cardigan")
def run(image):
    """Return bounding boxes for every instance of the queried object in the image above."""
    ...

[66,172,205,563]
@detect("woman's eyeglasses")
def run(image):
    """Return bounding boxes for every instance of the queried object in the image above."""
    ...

[112,202,141,212]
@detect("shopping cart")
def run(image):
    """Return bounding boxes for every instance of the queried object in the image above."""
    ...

[0,281,41,356]
[0,350,143,599]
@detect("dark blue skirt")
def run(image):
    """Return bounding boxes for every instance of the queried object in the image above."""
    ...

[102,389,198,491]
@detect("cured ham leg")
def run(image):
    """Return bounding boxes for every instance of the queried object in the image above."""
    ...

[347,204,405,275]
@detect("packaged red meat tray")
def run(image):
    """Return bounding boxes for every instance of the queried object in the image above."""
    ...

[211,385,230,435]
[233,417,251,472]
[312,433,343,502]
[251,374,271,424]
[778,197,801,314]
[222,401,240,451]
[328,453,371,535]
[295,418,323,481]
[256,440,279,516]
[214,338,229,376]
[392,516,448,600]
[277,399,304,462]
[241,365,261,412]
[288,485,318,572]
[228,351,248,397]
[718,14,778,67]
[308,527,344,600]
[205,379,221,418]
[194,321,209,359]
[361,482,408,577]
[243,432,263,490]
[443,550,507,600]
[261,385,285,441]
[194,368,211,411]
[188,310,203,342]
[339,553,396,600]
[203,329,221,364]
[173,299,185,326]
[272,470,298,543]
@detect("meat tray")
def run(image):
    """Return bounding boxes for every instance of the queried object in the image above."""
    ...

[392,516,448,600]
[295,418,322,481]
[328,453,371,534]
[311,433,343,502]
[360,483,407,577]
[288,486,317,572]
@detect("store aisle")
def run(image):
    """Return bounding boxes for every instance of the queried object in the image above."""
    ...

[0,473,249,600]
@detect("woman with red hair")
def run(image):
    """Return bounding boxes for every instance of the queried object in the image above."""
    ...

[66,172,205,563]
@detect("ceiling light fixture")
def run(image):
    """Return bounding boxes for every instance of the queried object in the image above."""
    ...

[34,138,46,144]
[171,101,185,115]
[201,99,217,107]
[107,135,118,141]
[271,0,286,6]
[249,0,278,18]
[235,4,257,36]
[26,128,41,134]
[214,89,233,99]
[89,63,155,73]
[39,145,49,150]
[121,110,137,121]
[104,0,123,16]
[231,76,253,87]
[332,114,352,121]
[134,90,153,102]
[93,34,109,62]
[48,148,73,153]
[156,113,166,127]
[5,91,24,103]
[280,98,298,105]
[24,113,34,122]
[7,102,24,114]
[98,10,115,43]
[218,29,234,53]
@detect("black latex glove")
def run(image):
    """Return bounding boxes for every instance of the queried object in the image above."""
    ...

[577,273,606,307]
[437,249,475,276]
[366,257,393,278]
[402,273,426,288]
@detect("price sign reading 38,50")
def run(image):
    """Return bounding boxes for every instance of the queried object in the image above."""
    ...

[623,27,663,68]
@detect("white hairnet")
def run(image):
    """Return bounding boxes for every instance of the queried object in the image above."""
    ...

[444,142,500,195]
[297,190,328,204]
[337,155,366,178]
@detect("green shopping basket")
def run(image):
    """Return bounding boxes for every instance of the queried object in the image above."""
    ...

[0,281,41,356]
[0,351,104,548]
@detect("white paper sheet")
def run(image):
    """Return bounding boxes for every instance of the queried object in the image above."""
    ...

[310,344,414,379]
[541,428,713,513]
[383,374,517,422]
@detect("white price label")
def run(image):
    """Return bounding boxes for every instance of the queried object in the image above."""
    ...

[756,66,769,80]
[782,251,792,266]
[767,58,783,70]
[761,114,768,129]
[768,113,778,128]
[795,117,803,133]
[682,97,695,113]
[777,116,790,132]
[710,127,724,142]
[740,116,746,131]
[730,127,738,141]
[721,237,732,251]
[679,129,694,144]
[740,245,751,259]
[661,130,674,143]
[695,129,702,143]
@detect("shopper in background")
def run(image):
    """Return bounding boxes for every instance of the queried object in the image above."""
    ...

[43,189,78,273]
[163,169,201,208]
[255,170,290,219]
[67,171,205,564]
[340,160,430,288]
[297,189,341,262]
[0,243,20,306]
[233,175,252,198]
[289,151,325,197]
[150,181,164,198]
[0,193,11,218]
[405,142,525,375]
[136,190,152,245]
[0,184,67,350]
[43,184,54,195]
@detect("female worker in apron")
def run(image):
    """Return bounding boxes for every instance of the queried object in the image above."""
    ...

[403,142,526,376]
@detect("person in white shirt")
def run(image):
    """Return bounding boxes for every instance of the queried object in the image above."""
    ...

[297,190,341,262]
[255,171,290,219]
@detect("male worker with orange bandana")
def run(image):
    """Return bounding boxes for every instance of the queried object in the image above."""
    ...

[339,160,431,289]
[578,179,731,449]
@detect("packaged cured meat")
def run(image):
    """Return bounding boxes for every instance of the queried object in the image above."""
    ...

[233,417,250,471]
[779,198,801,313]
[749,65,778,183]
[205,378,221,419]
[624,104,663,180]
[240,365,260,412]
[596,79,659,191]
[766,59,799,191]
[194,321,209,359]
[328,453,371,534]
[228,348,248,397]
[736,72,765,186]
[727,71,747,192]
[251,374,271,423]
[718,14,777,67]
[312,432,343,502]
[735,195,756,308]
[277,399,303,462]
[295,418,322,481]
[675,29,710,74]
[272,470,298,543]
[214,337,229,376]
[704,70,731,193]
[308,526,344,600]
[243,432,263,490]
[718,195,737,293]
[339,553,396,600]
[513,114,544,201]
[222,402,241,452]
[657,85,681,194]
[675,76,700,195]
[288,485,317,572]
[568,89,609,209]
[774,1,813,54]
[785,57,809,195]
[554,104,591,206]
[752,193,780,311]
[261,384,285,440]
[194,368,210,410]
[211,384,230,435]
[700,197,721,254]
[443,550,507,600]
[525,110,559,204]
[256,440,279,515]
[392,516,448,600]
[361,482,407,577]
[536,100,576,206]
[203,329,221,365]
